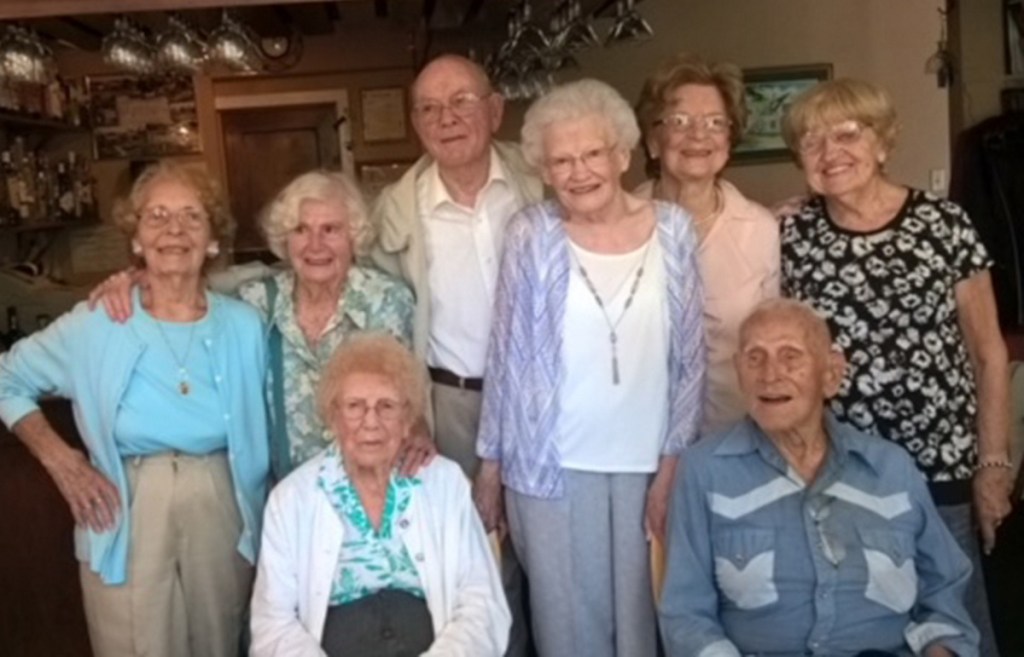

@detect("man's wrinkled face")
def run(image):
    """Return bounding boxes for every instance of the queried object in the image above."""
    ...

[410,57,504,170]
[735,311,843,436]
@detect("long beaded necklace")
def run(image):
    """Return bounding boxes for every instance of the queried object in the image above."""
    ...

[153,317,198,396]
[569,237,653,385]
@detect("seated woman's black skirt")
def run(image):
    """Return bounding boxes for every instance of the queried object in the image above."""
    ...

[321,589,434,657]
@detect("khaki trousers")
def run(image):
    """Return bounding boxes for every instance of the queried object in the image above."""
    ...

[431,383,533,657]
[79,451,253,657]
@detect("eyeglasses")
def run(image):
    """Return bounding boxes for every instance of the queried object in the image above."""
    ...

[798,119,867,154]
[412,91,490,124]
[810,500,846,567]
[137,206,208,231]
[337,397,406,422]
[545,146,616,177]
[654,112,731,136]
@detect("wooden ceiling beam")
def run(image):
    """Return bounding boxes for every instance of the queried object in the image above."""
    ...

[0,0,318,21]
[32,18,103,50]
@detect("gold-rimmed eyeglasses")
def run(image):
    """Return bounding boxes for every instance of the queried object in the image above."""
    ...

[411,91,491,124]
[337,397,406,422]
[654,112,731,136]
[798,119,867,154]
[137,206,208,231]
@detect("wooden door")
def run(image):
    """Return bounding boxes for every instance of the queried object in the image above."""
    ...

[221,104,342,262]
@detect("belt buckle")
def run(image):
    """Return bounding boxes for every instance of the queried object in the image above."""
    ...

[457,375,468,389]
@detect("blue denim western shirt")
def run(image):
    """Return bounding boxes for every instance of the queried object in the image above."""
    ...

[660,413,978,657]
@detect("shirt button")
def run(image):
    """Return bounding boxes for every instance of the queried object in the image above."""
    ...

[399,519,410,529]
[214,375,222,383]
[381,628,395,639]
[224,413,231,420]
[205,339,213,346]
[415,553,424,562]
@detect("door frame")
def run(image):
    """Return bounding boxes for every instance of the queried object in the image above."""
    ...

[214,89,354,176]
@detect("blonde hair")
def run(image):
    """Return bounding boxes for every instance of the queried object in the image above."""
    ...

[636,52,748,149]
[316,333,426,429]
[520,78,640,169]
[112,160,234,269]
[260,170,374,263]
[782,78,899,155]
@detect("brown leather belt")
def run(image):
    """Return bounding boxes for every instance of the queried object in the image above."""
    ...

[428,367,484,392]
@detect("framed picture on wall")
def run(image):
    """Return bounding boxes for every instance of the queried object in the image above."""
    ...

[87,75,202,160]
[357,160,414,205]
[360,87,408,143]
[1007,0,1024,75]
[732,63,833,165]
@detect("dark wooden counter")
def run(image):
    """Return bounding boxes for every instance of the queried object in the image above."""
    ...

[0,399,92,656]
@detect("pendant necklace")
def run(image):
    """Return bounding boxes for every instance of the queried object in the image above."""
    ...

[154,318,198,395]
[570,236,653,385]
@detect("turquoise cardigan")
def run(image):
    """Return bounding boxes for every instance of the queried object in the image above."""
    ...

[0,293,269,585]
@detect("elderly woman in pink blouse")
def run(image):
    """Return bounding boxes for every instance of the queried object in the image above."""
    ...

[635,52,780,434]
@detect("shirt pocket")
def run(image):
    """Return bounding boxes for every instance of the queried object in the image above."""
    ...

[712,528,778,610]
[859,528,918,613]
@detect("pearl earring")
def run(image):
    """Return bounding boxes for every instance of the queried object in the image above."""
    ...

[131,242,143,256]
[207,243,220,258]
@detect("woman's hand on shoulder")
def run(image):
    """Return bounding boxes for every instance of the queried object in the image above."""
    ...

[397,416,436,477]
[770,194,809,220]
[86,268,146,323]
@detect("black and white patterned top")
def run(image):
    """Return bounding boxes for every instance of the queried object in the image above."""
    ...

[781,189,992,483]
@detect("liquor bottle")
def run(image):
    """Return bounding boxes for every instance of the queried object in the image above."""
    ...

[17,152,35,224]
[35,152,51,222]
[2,151,19,226]
[55,161,74,221]
[5,306,26,348]
[72,152,95,219]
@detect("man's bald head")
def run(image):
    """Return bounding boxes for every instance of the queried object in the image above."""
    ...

[738,298,834,358]
[412,54,492,99]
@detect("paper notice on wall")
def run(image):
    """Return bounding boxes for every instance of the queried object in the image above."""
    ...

[116,96,172,128]
[69,224,130,275]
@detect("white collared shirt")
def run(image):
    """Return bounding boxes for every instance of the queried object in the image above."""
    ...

[416,148,521,377]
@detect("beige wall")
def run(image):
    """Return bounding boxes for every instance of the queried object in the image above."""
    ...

[498,0,951,206]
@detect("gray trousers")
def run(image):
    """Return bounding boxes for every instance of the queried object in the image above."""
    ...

[936,503,1001,657]
[506,470,658,657]
[431,382,531,657]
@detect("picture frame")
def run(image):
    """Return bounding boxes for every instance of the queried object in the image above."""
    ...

[732,63,833,165]
[1007,0,1024,76]
[87,74,201,160]
[360,87,408,143]
[357,160,414,205]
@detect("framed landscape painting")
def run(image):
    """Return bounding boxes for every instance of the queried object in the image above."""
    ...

[733,63,832,165]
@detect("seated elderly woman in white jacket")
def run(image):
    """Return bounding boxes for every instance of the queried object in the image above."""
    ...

[251,334,509,657]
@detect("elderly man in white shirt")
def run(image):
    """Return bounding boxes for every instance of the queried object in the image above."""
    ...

[371,54,543,657]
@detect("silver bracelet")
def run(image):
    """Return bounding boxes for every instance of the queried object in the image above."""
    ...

[976,458,1014,471]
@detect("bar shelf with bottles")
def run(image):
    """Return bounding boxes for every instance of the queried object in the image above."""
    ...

[0,74,95,232]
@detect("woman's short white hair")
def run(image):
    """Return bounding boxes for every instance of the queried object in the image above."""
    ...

[521,78,641,168]
[261,170,374,262]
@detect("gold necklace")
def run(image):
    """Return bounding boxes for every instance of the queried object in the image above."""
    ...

[153,318,198,395]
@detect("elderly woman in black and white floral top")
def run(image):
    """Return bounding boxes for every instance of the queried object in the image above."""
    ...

[779,77,1011,657]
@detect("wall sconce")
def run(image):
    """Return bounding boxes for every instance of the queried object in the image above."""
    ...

[924,7,954,88]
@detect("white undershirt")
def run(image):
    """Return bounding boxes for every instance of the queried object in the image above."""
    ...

[556,236,669,472]
[417,149,521,378]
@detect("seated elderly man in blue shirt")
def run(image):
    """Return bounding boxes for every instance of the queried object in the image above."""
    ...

[659,298,979,657]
